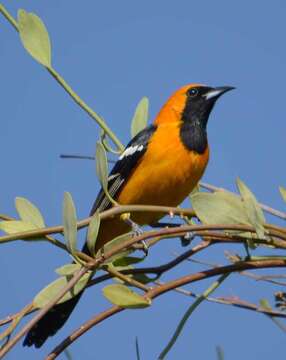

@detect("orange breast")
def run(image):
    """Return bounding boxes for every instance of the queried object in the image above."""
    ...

[118,121,209,223]
[95,121,209,250]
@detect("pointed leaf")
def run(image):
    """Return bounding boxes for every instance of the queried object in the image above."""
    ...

[0,220,37,235]
[99,232,133,264]
[102,284,151,308]
[191,191,250,225]
[95,141,118,205]
[113,256,145,267]
[131,97,149,138]
[15,197,45,228]
[189,184,199,197]
[63,192,78,255]
[55,263,81,276]
[130,273,158,284]
[18,9,51,67]
[279,186,286,203]
[236,178,265,238]
[87,211,100,257]
[95,141,108,191]
[33,272,90,308]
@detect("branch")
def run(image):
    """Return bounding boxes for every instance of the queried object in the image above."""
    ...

[0,205,195,244]
[104,266,150,292]
[46,258,286,359]
[184,254,286,286]
[161,281,286,318]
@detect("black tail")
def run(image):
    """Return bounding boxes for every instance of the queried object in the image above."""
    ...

[23,291,83,348]
[23,175,107,347]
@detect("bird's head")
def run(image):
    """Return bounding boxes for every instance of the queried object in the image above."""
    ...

[154,84,235,127]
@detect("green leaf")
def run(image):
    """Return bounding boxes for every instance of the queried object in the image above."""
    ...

[0,220,37,234]
[95,141,117,205]
[130,273,158,284]
[236,178,265,239]
[55,263,81,276]
[113,256,145,267]
[189,184,200,197]
[15,197,45,228]
[87,211,100,257]
[18,9,51,67]
[131,97,149,138]
[191,191,250,225]
[279,186,286,203]
[100,232,133,264]
[102,284,151,308]
[33,272,90,308]
[95,141,108,190]
[63,192,78,255]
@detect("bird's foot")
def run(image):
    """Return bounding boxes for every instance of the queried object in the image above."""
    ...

[180,231,195,247]
[121,213,148,256]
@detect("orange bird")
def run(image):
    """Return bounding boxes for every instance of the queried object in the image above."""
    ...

[24,83,234,347]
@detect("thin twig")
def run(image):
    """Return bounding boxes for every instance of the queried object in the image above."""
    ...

[104,266,149,292]
[0,5,18,30]
[162,282,286,318]
[0,304,33,342]
[0,205,196,244]
[183,254,286,286]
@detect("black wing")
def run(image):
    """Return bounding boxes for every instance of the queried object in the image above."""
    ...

[89,124,157,216]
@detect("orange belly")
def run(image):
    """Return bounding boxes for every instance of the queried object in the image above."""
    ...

[95,122,209,251]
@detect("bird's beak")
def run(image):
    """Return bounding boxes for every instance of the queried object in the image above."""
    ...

[204,86,235,101]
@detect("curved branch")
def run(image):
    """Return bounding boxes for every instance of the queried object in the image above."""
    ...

[0,205,195,244]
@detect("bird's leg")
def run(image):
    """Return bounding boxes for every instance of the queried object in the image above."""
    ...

[120,213,148,256]
[180,231,195,247]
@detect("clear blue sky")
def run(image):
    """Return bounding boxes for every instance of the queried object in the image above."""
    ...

[1,1,286,359]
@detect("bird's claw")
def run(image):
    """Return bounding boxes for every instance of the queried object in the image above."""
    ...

[122,215,148,257]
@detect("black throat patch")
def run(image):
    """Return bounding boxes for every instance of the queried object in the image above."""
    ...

[180,121,208,154]
[179,87,215,154]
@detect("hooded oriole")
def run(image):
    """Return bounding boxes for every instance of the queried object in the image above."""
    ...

[24,83,234,347]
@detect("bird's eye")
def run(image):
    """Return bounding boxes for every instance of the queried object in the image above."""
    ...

[188,88,198,97]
